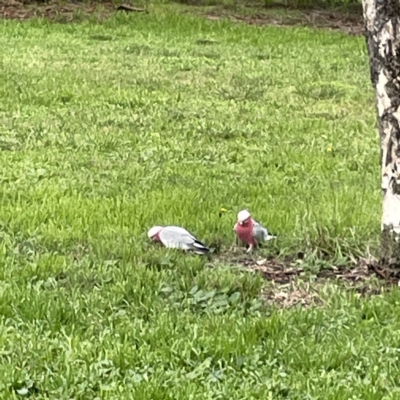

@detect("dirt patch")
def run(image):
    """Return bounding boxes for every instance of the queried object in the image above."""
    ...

[231,256,387,284]
[228,255,399,308]
[0,1,147,22]
[204,8,364,36]
[0,0,363,36]
[0,0,102,22]
[263,281,324,308]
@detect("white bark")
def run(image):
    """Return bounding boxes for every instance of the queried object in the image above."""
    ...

[362,1,400,253]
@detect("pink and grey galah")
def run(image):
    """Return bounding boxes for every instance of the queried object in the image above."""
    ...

[147,225,210,255]
[234,209,276,253]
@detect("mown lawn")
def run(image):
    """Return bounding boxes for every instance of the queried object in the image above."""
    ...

[0,7,396,399]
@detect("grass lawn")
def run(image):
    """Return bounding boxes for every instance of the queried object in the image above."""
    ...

[0,5,396,399]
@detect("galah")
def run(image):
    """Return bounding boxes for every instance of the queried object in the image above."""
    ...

[233,209,276,253]
[147,225,210,255]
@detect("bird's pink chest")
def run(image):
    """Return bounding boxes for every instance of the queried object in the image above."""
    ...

[235,222,256,245]
[154,231,162,242]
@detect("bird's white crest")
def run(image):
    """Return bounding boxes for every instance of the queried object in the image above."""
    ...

[148,226,163,239]
[237,209,251,222]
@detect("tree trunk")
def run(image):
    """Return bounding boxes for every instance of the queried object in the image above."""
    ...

[362,0,400,266]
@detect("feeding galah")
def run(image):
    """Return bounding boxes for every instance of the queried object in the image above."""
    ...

[147,225,210,255]
[233,209,276,253]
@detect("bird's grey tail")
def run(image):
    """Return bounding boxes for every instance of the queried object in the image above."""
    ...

[192,240,210,254]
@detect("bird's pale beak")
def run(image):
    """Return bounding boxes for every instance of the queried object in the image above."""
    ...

[238,221,243,226]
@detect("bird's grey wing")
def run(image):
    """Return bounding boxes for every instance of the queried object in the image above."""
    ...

[252,223,268,241]
[159,226,209,253]
[252,219,276,241]
[169,226,196,239]
[159,227,194,249]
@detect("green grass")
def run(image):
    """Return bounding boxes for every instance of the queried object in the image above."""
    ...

[0,7,391,399]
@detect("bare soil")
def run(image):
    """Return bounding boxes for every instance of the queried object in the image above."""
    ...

[226,254,399,308]
[203,7,364,36]
[0,0,364,36]
[0,0,125,22]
